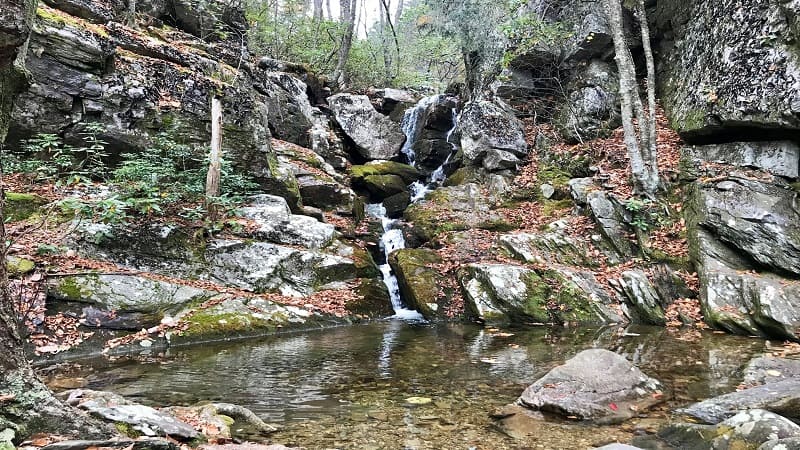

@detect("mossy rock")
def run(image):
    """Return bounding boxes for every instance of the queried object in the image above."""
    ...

[5,193,47,221]
[350,162,422,184]
[362,174,408,199]
[388,248,442,319]
[350,245,381,279]
[347,278,393,317]
[6,256,35,276]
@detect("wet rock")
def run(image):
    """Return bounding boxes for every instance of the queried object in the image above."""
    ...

[518,349,662,424]
[684,141,800,179]
[374,88,417,122]
[328,93,406,160]
[618,271,666,326]
[458,99,528,172]
[47,274,214,316]
[458,264,621,325]
[382,191,411,218]
[587,191,637,258]
[238,194,336,249]
[593,445,645,450]
[677,378,800,424]
[388,249,442,319]
[554,60,621,144]
[5,192,47,221]
[660,409,800,450]
[688,177,800,276]
[362,174,408,199]
[744,356,800,386]
[41,440,178,450]
[63,389,198,439]
[199,445,299,450]
[347,279,393,318]
[350,161,422,185]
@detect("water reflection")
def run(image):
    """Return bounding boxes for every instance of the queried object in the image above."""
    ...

[48,323,769,427]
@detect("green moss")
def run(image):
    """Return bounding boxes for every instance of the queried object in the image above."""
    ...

[538,166,571,188]
[55,276,94,300]
[183,310,279,337]
[6,256,35,276]
[790,181,800,193]
[350,162,421,184]
[5,192,47,221]
[542,198,573,217]
[389,249,442,319]
[36,6,109,37]
[115,422,142,438]
[350,246,380,278]
[673,108,707,133]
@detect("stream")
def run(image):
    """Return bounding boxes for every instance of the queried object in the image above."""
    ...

[45,323,770,449]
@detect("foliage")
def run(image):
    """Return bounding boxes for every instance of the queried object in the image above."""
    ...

[500,5,571,68]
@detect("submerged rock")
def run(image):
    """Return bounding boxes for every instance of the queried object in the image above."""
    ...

[677,378,800,424]
[743,356,800,386]
[518,349,662,424]
[328,93,406,160]
[659,409,800,450]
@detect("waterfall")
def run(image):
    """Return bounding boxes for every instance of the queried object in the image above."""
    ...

[369,94,459,321]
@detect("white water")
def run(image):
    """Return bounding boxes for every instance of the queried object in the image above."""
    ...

[370,94,459,321]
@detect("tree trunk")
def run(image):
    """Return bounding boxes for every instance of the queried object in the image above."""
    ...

[332,0,356,88]
[635,0,659,189]
[125,0,136,27]
[325,0,332,20]
[313,0,323,20]
[205,97,223,220]
[604,0,658,197]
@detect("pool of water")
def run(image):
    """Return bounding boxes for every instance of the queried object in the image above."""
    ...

[42,322,770,449]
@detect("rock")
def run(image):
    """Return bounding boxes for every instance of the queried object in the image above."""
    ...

[656,0,800,140]
[47,274,214,316]
[350,161,422,185]
[238,194,337,249]
[684,141,800,179]
[262,73,314,147]
[296,175,353,211]
[42,440,178,450]
[518,349,662,424]
[540,183,556,199]
[569,178,595,206]
[375,88,417,122]
[63,389,198,439]
[199,445,299,450]
[4,192,47,221]
[676,378,800,424]
[458,264,621,325]
[382,191,411,218]
[362,174,408,199]
[759,437,800,449]
[327,93,406,160]
[6,256,35,276]
[660,409,800,450]
[618,271,666,325]
[482,149,522,171]
[499,230,593,266]
[687,177,800,276]
[744,356,800,386]
[404,183,512,242]
[388,249,442,320]
[593,445,645,450]
[458,99,528,171]
[553,60,621,144]
[587,191,637,258]
[205,240,356,297]
[346,278,393,318]
[405,95,459,172]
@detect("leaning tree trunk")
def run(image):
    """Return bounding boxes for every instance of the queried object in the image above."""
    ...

[0,0,109,439]
[603,0,659,197]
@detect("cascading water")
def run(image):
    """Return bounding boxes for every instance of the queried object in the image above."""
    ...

[368,94,460,321]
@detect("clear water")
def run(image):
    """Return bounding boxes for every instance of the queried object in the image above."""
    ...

[45,323,770,449]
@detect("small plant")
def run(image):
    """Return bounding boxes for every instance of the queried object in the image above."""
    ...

[35,243,61,256]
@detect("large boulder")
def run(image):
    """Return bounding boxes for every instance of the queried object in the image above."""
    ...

[743,356,800,386]
[458,263,621,325]
[587,191,637,259]
[327,93,406,160]
[237,194,337,249]
[403,95,459,172]
[553,60,620,143]
[518,349,662,424]
[655,0,800,140]
[457,100,528,172]
[683,141,800,179]
[388,248,442,319]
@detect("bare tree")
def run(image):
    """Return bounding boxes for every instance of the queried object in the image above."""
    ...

[604,0,659,197]
[205,97,223,219]
[313,0,324,20]
[332,0,357,88]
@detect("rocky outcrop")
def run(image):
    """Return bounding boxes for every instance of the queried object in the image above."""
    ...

[553,60,620,143]
[327,93,406,160]
[237,194,337,249]
[518,349,662,424]
[655,0,800,141]
[458,263,621,325]
[457,99,528,172]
